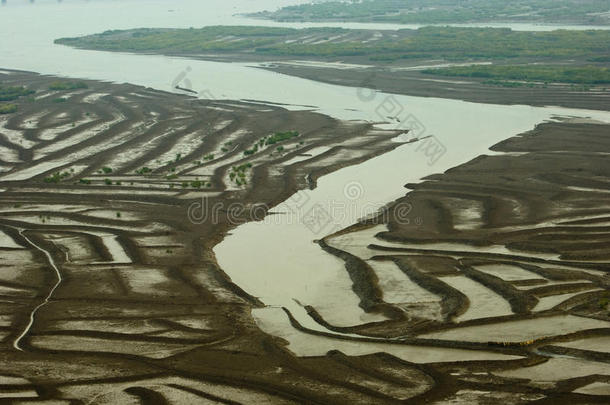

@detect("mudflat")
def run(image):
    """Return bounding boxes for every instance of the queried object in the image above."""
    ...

[260,63,610,112]
[0,68,609,403]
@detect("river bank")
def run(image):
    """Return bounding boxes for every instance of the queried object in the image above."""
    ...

[53,25,610,112]
[259,62,610,112]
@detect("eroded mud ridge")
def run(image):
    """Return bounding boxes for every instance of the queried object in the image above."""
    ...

[322,120,610,402]
[0,70,429,404]
[1,69,609,404]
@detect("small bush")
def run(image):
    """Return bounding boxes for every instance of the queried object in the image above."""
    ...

[44,171,71,183]
[44,173,61,183]
[135,167,152,175]
[265,130,299,145]
[0,85,34,101]
[0,103,17,114]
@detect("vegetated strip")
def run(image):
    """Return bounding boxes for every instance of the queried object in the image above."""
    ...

[249,0,610,26]
[54,26,610,62]
[422,64,610,85]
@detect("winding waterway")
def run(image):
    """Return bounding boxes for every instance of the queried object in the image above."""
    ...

[2,0,610,359]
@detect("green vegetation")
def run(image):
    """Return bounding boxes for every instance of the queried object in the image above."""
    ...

[265,130,300,145]
[589,56,610,62]
[244,147,258,156]
[56,26,299,52]
[252,0,610,25]
[44,171,72,183]
[0,84,34,114]
[422,65,610,84]
[52,97,67,103]
[104,178,112,185]
[173,177,212,189]
[230,163,252,187]
[79,178,92,185]
[55,26,610,62]
[244,131,300,156]
[0,85,34,101]
[0,103,18,114]
[135,167,152,175]
[101,166,113,174]
[482,80,541,88]
[49,81,88,90]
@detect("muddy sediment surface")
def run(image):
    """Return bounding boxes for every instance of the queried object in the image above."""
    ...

[1,69,609,403]
[0,69,418,404]
[261,63,610,112]
[322,119,610,402]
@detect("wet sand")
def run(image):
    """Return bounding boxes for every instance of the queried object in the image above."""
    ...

[1,69,609,403]
[0,69,422,404]
[316,119,610,402]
